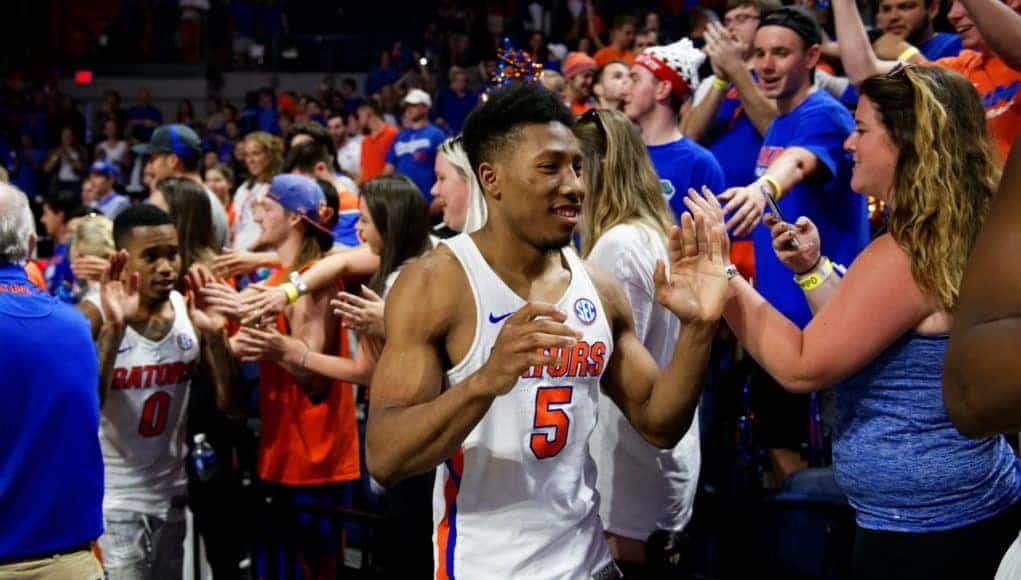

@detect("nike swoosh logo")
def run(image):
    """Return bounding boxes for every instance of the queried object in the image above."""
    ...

[488,311,513,324]
[117,346,133,354]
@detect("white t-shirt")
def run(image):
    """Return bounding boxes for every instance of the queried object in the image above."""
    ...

[337,135,363,183]
[586,222,702,540]
[231,181,268,251]
[97,140,128,165]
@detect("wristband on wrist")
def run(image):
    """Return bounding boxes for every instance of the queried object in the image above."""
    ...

[298,345,311,369]
[762,175,783,198]
[288,271,309,298]
[280,282,299,304]
[712,77,730,91]
[724,264,740,280]
[794,256,833,292]
[897,46,920,62]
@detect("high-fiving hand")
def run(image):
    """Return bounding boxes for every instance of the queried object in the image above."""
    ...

[100,250,139,327]
[654,212,729,324]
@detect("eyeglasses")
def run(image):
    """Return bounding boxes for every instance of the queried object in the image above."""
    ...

[724,13,760,26]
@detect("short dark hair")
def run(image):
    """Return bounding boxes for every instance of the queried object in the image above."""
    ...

[357,97,385,118]
[612,13,637,30]
[113,204,174,249]
[287,121,338,172]
[759,7,823,48]
[461,82,574,178]
[42,190,81,222]
[283,140,333,174]
[178,151,201,173]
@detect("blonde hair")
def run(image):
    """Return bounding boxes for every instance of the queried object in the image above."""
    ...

[860,66,1000,310]
[242,131,284,183]
[438,137,488,233]
[573,109,674,257]
[70,214,115,260]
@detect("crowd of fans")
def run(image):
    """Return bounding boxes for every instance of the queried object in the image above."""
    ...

[1,0,1020,578]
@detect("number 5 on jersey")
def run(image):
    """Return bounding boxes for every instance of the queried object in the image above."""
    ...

[530,386,573,459]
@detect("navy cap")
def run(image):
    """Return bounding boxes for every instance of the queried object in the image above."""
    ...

[89,160,120,179]
[131,124,202,160]
[266,174,334,236]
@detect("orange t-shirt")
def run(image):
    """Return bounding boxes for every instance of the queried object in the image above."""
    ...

[570,99,594,117]
[593,46,635,67]
[360,124,399,184]
[937,50,1020,162]
[257,265,361,486]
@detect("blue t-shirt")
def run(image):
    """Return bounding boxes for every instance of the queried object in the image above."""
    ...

[45,243,76,303]
[752,91,869,328]
[385,124,446,205]
[0,264,103,561]
[920,32,963,60]
[647,137,726,223]
[704,85,763,189]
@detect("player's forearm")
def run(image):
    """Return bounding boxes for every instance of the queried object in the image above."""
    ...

[731,68,778,136]
[366,374,495,488]
[637,321,718,448]
[97,323,126,407]
[833,0,898,84]
[958,0,1021,69]
[945,318,1021,438]
[682,87,725,141]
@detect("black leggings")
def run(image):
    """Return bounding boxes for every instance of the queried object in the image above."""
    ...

[853,500,1021,580]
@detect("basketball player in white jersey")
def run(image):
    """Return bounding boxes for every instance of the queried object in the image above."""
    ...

[367,82,731,579]
[90,204,233,579]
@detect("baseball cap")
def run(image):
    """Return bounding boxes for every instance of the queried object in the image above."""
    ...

[131,124,202,161]
[634,38,706,100]
[89,160,120,179]
[266,174,334,236]
[563,52,598,79]
[403,88,433,108]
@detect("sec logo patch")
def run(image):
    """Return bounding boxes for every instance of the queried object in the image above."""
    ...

[574,298,597,325]
[177,333,195,351]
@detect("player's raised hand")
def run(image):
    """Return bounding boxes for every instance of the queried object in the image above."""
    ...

[100,250,139,327]
[655,213,729,324]
[473,302,582,398]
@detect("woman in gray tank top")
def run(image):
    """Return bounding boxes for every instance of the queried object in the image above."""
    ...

[687,65,1021,579]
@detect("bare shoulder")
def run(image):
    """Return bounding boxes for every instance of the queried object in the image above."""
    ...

[848,233,911,272]
[386,244,470,340]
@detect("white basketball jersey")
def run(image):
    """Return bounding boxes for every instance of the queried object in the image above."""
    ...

[99,291,197,515]
[434,235,619,580]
